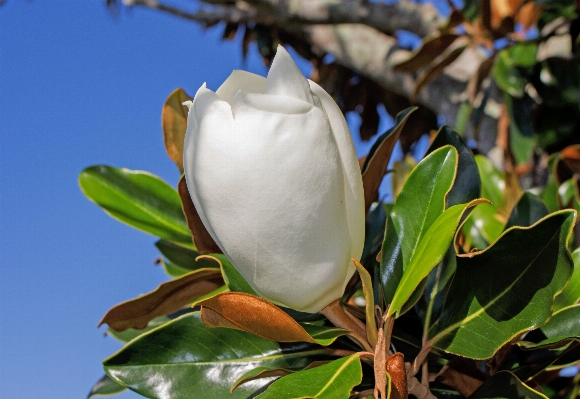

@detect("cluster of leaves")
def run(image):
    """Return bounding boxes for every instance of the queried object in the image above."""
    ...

[394,0,580,162]
[82,93,580,398]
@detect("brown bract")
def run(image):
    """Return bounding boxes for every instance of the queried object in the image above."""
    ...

[178,176,222,254]
[162,88,192,173]
[98,268,224,332]
[361,109,415,213]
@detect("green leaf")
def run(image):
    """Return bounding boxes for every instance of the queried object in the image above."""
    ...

[255,354,363,399]
[426,125,481,206]
[106,316,171,343]
[389,200,485,317]
[157,258,192,278]
[79,166,192,245]
[524,305,580,348]
[381,146,458,309]
[155,239,217,272]
[505,192,549,230]
[505,93,536,166]
[87,374,126,398]
[198,253,257,295]
[475,155,504,208]
[300,324,349,346]
[430,210,576,359]
[462,203,505,250]
[555,247,580,311]
[470,371,548,398]
[104,312,335,399]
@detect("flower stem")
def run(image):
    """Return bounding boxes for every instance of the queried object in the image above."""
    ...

[321,299,373,352]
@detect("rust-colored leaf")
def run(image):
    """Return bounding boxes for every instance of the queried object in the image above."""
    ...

[99,268,224,332]
[561,144,580,174]
[435,357,487,396]
[162,88,192,173]
[361,108,416,213]
[468,56,495,103]
[178,176,222,254]
[197,292,318,343]
[515,2,542,30]
[394,34,460,73]
[386,353,408,399]
[413,43,468,98]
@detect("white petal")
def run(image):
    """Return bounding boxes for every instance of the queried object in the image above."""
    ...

[183,83,234,253]
[264,45,314,105]
[308,80,365,289]
[216,70,267,105]
[188,95,352,312]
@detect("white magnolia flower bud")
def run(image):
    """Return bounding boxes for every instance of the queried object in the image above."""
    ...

[183,46,365,313]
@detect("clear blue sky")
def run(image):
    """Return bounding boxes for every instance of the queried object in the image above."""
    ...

[0,2,393,398]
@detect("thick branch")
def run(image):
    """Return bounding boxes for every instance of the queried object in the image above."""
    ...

[240,0,442,37]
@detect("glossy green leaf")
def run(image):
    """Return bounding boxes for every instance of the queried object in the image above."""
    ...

[198,253,257,294]
[506,93,535,166]
[381,146,458,308]
[87,374,126,398]
[104,312,335,399]
[300,324,349,346]
[555,247,580,310]
[106,316,171,343]
[426,125,481,206]
[430,210,576,359]
[389,200,485,317]
[157,258,192,278]
[79,166,192,245]
[470,371,548,398]
[475,155,504,209]
[255,354,363,399]
[155,239,216,271]
[505,192,549,230]
[492,43,537,98]
[462,203,505,250]
[521,305,580,348]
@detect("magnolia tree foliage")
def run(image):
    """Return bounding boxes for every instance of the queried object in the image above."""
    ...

[83,1,580,398]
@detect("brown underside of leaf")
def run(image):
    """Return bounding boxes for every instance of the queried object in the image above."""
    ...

[387,352,408,399]
[162,88,192,173]
[468,56,495,104]
[178,176,222,254]
[99,268,224,332]
[412,43,468,99]
[561,145,580,174]
[197,292,318,343]
[393,34,460,73]
[361,109,416,213]
[435,357,487,396]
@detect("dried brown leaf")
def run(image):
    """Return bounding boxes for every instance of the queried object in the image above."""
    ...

[178,176,222,254]
[515,2,542,30]
[413,43,468,98]
[561,144,580,174]
[436,357,487,396]
[162,88,192,173]
[222,22,238,41]
[99,268,224,332]
[394,34,460,73]
[197,292,317,343]
[467,56,495,103]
